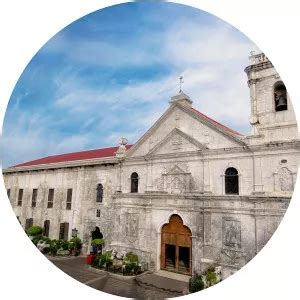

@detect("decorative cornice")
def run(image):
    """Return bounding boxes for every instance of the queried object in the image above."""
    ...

[244,60,273,74]
[113,191,290,199]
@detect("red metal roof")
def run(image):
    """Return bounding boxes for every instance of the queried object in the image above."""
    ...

[13,145,133,168]
[190,107,242,136]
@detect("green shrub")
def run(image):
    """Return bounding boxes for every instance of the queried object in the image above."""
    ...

[124,252,139,264]
[203,265,218,287]
[26,226,43,236]
[49,239,62,255]
[206,270,217,287]
[69,237,82,251]
[42,247,50,254]
[205,265,216,273]
[124,262,138,274]
[92,254,101,268]
[189,273,205,293]
[91,239,105,247]
[40,236,51,244]
[32,236,51,246]
[32,236,42,246]
[123,252,140,275]
[99,251,112,268]
[54,239,69,250]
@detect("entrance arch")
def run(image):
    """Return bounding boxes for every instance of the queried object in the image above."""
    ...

[161,214,192,275]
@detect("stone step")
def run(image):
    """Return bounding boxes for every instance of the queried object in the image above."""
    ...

[135,272,189,295]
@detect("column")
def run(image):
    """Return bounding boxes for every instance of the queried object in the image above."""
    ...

[145,159,153,192]
[253,156,264,194]
[116,162,122,192]
[203,159,211,194]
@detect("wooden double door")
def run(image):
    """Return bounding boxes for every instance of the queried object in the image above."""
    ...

[161,214,192,275]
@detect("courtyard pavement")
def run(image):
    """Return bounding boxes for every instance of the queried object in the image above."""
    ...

[48,256,189,299]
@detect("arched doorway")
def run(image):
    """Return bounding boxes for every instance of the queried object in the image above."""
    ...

[161,214,192,275]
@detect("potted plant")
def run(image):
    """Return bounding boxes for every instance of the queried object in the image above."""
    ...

[68,237,82,256]
[99,251,112,270]
[123,252,140,275]
[91,238,105,254]
[49,239,59,256]
[189,273,205,293]
[26,226,43,239]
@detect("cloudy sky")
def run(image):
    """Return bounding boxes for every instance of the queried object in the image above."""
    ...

[1,1,259,168]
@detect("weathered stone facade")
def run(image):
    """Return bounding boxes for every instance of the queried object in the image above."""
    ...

[3,53,299,277]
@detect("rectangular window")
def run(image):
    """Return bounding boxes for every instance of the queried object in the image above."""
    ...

[7,189,10,200]
[47,189,54,208]
[17,189,23,206]
[25,218,33,231]
[66,189,72,210]
[43,220,50,237]
[59,222,69,241]
[31,189,38,207]
[96,209,101,218]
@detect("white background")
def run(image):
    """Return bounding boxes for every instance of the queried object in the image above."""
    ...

[0,1,299,299]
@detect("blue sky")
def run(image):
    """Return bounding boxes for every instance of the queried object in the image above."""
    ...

[1,1,259,168]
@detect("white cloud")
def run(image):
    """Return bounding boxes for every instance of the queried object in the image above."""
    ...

[163,22,259,66]
[2,13,261,167]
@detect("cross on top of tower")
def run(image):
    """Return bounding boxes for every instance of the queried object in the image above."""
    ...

[179,76,184,93]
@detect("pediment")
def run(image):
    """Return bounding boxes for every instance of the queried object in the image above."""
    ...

[146,128,208,157]
[126,101,246,158]
[165,164,190,175]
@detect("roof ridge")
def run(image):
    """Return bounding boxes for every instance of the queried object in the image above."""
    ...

[12,144,133,168]
[189,107,243,136]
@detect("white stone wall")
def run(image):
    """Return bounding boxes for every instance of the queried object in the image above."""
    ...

[2,53,299,278]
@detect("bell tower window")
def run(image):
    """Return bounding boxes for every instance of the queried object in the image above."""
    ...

[274,82,287,112]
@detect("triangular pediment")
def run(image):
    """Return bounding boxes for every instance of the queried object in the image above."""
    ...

[126,101,246,158]
[146,128,208,157]
[165,164,190,175]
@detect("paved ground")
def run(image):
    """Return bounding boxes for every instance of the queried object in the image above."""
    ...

[49,256,188,298]
[136,273,189,294]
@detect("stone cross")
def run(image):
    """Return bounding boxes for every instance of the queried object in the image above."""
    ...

[179,76,184,93]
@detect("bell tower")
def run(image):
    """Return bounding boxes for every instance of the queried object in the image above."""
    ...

[244,52,298,143]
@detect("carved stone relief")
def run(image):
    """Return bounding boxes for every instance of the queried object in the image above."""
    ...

[163,164,192,194]
[125,213,139,242]
[222,218,241,249]
[278,167,293,191]
[168,176,185,193]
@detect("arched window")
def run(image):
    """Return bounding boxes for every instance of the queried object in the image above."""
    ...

[225,168,239,195]
[96,184,103,203]
[274,82,287,111]
[131,172,139,193]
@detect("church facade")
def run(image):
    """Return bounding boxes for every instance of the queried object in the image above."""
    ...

[3,53,299,278]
